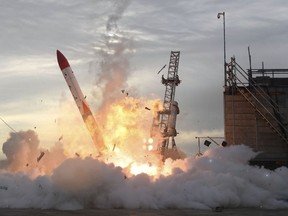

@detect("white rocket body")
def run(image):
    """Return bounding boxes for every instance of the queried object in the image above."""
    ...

[57,50,106,154]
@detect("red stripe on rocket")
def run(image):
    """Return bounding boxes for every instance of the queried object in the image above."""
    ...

[56,50,106,154]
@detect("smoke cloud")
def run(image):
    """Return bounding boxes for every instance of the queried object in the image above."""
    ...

[1,132,288,210]
[1,130,66,174]
[2,130,39,171]
[93,0,133,112]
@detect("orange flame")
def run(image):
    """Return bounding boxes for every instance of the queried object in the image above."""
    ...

[55,94,176,178]
[97,96,164,175]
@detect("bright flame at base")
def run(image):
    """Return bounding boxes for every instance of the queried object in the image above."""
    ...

[1,95,179,179]
[130,162,158,176]
[98,96,165,177]
[57,96,168,178]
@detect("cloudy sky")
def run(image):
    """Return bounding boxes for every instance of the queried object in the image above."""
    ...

[1,0,288,158]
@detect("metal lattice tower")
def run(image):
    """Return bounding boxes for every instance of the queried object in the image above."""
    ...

[159,51,181,149]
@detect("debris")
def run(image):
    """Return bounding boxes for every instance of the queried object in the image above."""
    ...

[121,89,129,96]
[112,143,116,151]
[204,140,211,147]
[145,107,151,111]
[0,186,8,190]
[157,64,166,74]
[58,135,63,141]
[37,151,45,162]
[75,152,80,157]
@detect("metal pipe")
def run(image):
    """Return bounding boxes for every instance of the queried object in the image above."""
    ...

[217,12,226,86]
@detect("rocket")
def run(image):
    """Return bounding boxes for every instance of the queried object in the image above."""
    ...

[56,50,106,154]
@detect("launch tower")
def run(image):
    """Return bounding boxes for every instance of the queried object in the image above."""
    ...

[151,51,181,158]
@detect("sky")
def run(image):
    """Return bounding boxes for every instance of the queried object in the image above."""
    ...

[1,0,288,158]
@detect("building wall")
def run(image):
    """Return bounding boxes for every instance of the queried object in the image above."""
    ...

[224,86,288,157]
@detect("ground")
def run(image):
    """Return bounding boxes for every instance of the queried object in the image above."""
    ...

[1,208,288,216]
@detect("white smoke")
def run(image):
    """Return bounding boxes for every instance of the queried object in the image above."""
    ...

[1,133,288,210]
[1,130,66,174]
[91,0,133,111]
[2,130,40,171]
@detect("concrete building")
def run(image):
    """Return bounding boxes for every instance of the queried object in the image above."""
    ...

[224,57,288,168]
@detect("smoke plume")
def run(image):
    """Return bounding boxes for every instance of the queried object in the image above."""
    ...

[1,135,288,210]
[1,130,66,174]
[93,0,133,111]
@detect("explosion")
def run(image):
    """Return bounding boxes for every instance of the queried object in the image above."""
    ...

[98,96,164,176]
[0,95,170,178]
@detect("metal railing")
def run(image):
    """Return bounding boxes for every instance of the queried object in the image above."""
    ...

[226,58,288,144]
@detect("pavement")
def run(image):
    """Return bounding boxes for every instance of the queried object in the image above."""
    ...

[1,208,288,216]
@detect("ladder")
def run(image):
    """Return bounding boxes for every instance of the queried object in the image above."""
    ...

[226,57,288,145]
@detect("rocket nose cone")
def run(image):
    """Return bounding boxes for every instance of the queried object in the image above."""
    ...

[57,50,70,70]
